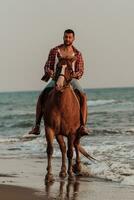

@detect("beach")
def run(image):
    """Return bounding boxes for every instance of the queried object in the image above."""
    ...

[0,184,44,200]
[0,88,134,199]
[0,157,134,200]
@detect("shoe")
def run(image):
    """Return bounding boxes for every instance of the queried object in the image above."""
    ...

[78,125,89,137]
[28,125,40,135]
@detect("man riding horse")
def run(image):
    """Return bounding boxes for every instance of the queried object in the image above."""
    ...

[29,29,89,136]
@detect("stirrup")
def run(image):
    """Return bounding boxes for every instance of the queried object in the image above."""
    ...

[78,125,89,137]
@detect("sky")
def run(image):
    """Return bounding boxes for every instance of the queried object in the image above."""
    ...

[0,0,134,92]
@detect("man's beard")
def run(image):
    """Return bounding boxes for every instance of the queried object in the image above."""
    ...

[64,41,73,46]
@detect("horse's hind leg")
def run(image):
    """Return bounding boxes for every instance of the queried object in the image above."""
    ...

[45,126,55,184]
[56,135,67,178]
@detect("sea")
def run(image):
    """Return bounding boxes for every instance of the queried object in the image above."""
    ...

[0,87,134,186]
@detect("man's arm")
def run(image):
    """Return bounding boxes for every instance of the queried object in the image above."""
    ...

[73,52,84,79]
[41,48,57,81]
[44,48,57,73]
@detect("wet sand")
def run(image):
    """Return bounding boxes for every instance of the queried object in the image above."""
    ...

[0,157,134,200]
[0,184,44,200]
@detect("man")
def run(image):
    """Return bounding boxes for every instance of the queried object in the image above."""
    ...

[29,29,89,135]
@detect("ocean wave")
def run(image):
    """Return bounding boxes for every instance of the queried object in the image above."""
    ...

[10,121,33,128]
[87,99,116,106]
[0,138,20,143]
[83,161,134,185]
[0,102,10,106]
[0,134,39,143]
[126,128,134,134]
[8,147,22,151]
[1,113,34,120]
[88,128,122,136]
[87,128,134,136]
[80,141,134,186]
[89,111,109,116]
[0,121,33,128]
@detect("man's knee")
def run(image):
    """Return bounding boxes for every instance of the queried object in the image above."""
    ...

[70,79,83,92]
[74,88,86,97]
[74,89,87,105]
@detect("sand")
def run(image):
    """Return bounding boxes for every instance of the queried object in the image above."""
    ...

[0,184,45,200]
[0,157,134,200]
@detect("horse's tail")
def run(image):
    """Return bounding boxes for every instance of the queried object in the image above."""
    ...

[78,144,98,162]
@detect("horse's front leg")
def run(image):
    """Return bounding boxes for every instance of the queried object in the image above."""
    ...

[45,126,55,184]
[56,135,67,178]
[67,135,75,179]
[74,138,81,174]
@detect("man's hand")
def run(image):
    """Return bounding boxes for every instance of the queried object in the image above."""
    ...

[46,68,54,78]
[71,71,79,79]
[62,64,67,69]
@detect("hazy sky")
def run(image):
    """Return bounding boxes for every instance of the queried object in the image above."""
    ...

[0,0,134,92]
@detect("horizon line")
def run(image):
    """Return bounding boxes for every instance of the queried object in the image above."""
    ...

[0,85,134,93]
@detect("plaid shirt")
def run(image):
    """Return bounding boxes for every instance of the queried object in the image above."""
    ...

[44,44,84,79]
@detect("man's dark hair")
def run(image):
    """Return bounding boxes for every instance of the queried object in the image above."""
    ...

[64,29,75,36]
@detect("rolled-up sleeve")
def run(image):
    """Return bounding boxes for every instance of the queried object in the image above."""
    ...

[75,52,84,79]
[44,48,57,73]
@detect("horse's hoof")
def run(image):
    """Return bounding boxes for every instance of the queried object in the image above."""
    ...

[59,171,67,178]
[45,174,55,184]
[73,164,81,175]
[68,173,75,181]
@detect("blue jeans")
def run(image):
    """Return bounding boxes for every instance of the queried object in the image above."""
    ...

[44,79,84,93]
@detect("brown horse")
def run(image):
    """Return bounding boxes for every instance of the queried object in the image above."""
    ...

[42,57,94,183]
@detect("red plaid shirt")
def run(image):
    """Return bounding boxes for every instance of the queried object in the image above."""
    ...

[44,44,84,79]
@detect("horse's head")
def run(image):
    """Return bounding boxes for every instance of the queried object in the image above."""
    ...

[54,56,76,91]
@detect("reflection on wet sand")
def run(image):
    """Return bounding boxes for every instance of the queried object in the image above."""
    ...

[44,177,80,200]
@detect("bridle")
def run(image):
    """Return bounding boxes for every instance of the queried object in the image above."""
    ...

[54,57,76,90]
[54,70,72,91]
[58,73,70,84]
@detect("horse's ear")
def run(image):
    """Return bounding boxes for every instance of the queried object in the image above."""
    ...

[58,57,62,62]
[58,57,67,66]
